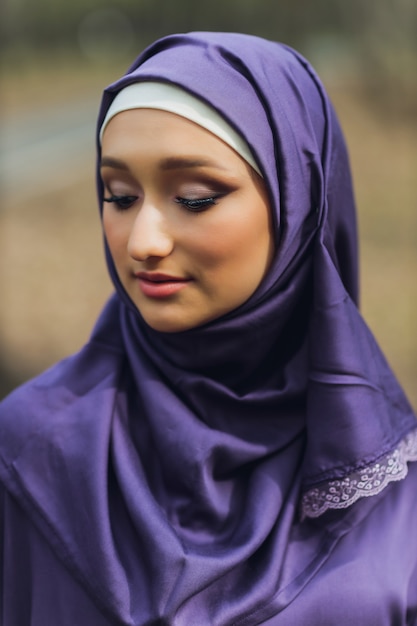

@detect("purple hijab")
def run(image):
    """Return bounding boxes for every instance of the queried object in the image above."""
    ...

[97,31,416,496]
[1,32,416,624]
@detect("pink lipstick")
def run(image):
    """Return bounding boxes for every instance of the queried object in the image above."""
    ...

[135,272,191,298]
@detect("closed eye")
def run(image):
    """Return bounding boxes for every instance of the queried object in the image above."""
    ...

[175,196,219,212]
[103,195,137,210]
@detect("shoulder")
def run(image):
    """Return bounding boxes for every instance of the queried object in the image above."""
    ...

[381,457,417,539]
[328,458,417,598]
[0,337,125,473]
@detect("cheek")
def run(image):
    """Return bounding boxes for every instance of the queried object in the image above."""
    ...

[102,211,128,261]
[185,228,243,271]
[187,206,273,279]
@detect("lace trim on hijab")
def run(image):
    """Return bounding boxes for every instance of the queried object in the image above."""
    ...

[301,428,417,519]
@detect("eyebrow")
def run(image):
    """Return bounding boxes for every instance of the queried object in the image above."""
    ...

[100,157,129,170]
[100,155,227,172]
[160,157,226,171]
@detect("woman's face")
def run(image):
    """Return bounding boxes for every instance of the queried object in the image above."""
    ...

[101,108,274,333]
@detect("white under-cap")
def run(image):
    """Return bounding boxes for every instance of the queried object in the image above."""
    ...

[99,81,262,176]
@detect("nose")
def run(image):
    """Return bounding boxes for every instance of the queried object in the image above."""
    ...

[127,202,174,261]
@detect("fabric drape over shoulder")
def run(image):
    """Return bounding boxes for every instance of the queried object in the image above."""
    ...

[1,32,416,625]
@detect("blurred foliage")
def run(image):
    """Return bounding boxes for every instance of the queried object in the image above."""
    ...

[2,0,416,114]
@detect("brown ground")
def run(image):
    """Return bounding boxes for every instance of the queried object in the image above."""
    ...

[1,61,416,408]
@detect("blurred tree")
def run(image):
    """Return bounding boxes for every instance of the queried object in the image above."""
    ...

[3,0,416,81]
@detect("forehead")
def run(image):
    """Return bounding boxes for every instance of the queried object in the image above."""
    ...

[102,107,215,141]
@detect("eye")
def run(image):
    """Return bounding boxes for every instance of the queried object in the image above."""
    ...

[175,196,219,212]
[103,195,137,211]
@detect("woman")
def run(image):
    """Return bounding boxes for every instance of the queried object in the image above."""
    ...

[1,32,416,625]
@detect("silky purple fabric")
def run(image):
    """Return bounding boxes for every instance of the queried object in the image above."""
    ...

[1,32,416,625]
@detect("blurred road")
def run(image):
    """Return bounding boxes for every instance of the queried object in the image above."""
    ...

[1,99,98,203]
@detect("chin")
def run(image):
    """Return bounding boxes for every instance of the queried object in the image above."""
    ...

[140,314,196,334]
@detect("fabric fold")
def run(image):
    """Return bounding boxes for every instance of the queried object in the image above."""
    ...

[0,31,416,624]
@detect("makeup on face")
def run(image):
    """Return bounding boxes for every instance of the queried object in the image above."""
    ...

[101,108,273,333]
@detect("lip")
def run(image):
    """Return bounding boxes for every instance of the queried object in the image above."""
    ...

[135,272,192,299]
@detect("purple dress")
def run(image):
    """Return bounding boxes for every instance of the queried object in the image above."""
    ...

[1,32,416,625]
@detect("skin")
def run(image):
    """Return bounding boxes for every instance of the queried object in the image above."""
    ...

[101,108,274,333]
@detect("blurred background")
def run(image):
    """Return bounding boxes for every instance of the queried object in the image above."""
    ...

[1,0,416,407]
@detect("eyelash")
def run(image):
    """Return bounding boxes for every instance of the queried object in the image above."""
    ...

[103,195,137,210]
[102,194,220,213]
[174,196,219,212]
